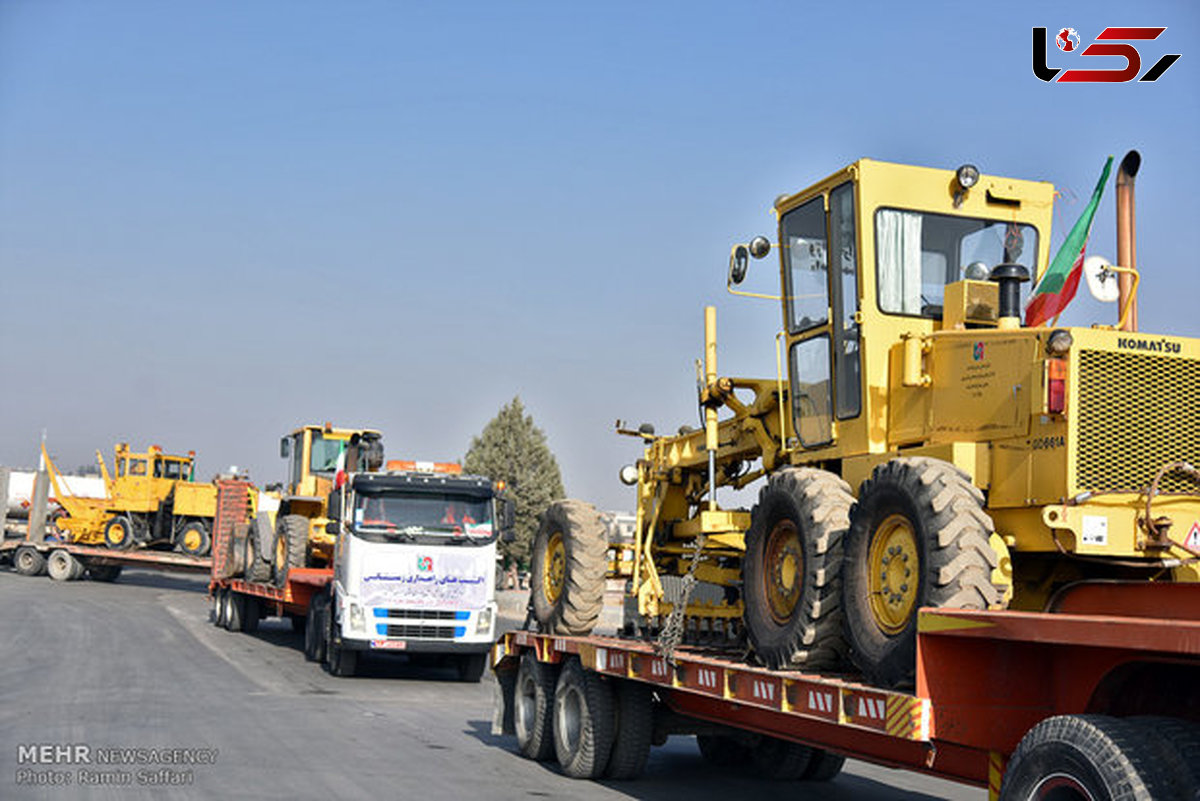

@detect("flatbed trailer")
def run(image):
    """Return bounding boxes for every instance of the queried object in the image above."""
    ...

[2,533,211,582]
[491,582,1200,799]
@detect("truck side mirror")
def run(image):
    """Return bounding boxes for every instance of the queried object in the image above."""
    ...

[326,521,339,535]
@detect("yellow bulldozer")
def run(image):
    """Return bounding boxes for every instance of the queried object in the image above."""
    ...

[44,442,218,556]
[529,152,1200,688]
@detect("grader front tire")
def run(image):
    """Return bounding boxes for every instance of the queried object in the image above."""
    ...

[742,467,852,670]
[530,500,607,636]
[843,457,1004,688]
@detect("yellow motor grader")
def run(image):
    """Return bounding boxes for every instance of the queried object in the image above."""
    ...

[530,152,1200,688]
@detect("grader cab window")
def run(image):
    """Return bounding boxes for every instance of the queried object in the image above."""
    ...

[782,197,830,333]
[875,210,1038,318]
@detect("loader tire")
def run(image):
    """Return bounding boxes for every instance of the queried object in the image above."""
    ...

[843,457,1004,688]
[177,521,211,557]
[14,545,47,576]
[47,549,83,581]
[103,516,135,550]
[604,680,654,779]
[243,527,271,584]
[999,715,1179,801]
[552,658,615,779]
[531,500,607,635]
[743,467,852,670]
[273,514,309,587]
[514,650,558,761]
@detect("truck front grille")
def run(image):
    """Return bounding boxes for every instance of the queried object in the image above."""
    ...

[379,609,460,620]
[382,624,458,639]
[1075,349,1200,494]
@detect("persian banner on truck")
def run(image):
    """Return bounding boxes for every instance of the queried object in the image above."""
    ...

[359,550,490,609]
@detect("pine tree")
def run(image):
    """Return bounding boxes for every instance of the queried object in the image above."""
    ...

[464,397,565,568]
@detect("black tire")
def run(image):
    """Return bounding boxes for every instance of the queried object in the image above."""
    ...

[749,735,814,780]
[328,641,357,677]
[103,515,135,550]
[225,591,244,632]
[243,527,271,583]
[604,680,654,779]
[553,658,615,779]
[176,521,211,557]
[743,467,852,670]
[13,545,47,577]
[47,549,83,581]
[87,564,123,582]
[242,595,260,633]
[530,500,607,635]
[304,608,322,662]
[273,514,309,587]
[802,748,846,781]
[214,588,229,628]
[1128,716,1200,799]
[309,592,329,663]
[843,457,1003,688]
[515,650,559,761]
[696,734,749,767]
[999,714,1180,801]
[457,652,488,683]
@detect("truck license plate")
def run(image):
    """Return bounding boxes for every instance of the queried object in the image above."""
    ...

[370,639,407,650]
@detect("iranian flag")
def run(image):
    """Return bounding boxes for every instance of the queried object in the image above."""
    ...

[1025,156,1114,327]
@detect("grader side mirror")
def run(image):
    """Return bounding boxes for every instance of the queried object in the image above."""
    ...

[729,245,750,286]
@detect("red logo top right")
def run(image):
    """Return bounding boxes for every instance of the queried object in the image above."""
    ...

[1033,27,1180,82]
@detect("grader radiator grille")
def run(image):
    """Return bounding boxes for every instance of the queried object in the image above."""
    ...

[1075,349,1200,493]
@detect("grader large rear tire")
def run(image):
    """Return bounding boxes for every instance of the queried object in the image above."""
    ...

[742,467,852,670]
[843,457,1004,688]
[530,500,607,635]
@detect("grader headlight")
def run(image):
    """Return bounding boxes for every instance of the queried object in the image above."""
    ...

[1046,329,1074,356]
[619,465,639,486]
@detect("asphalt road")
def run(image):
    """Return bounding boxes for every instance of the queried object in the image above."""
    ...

[0,568,982,800]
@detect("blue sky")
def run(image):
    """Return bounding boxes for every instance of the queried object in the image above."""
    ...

[1,1,1197,511]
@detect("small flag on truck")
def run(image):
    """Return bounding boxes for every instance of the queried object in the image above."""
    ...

[1025,156,1113,327]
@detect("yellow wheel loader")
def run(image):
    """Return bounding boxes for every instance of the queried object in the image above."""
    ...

[530,152,1200,688]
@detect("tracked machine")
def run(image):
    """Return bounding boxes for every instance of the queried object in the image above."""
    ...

[529,152,1200,689]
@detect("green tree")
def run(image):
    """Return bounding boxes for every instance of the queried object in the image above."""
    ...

[464,396,565,568]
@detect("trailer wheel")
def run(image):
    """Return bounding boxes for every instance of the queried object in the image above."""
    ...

[87,564,123,582]
[843,457,1003,688]
[47,549,83,581]
[457,652,488,683]
[243,527,271,583]
[177,521,211,557]
[241,594,260,633]
[515,650,558,761]
[802,748,846,781]
[273,514,309,587]
[103,516,135,550]
[553,658,615,779]
[743,467,852,670]
[604,680,654,779]
[530,500,607,636]
[14,545,47,576]
[750,735,814,780]
[214,588,229,628]
[225,591,245,632]
[1129,716,1200,799]
[696,734,750,766]
[999,714,1179,801]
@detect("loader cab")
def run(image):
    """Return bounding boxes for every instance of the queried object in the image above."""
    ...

[760,159,1054,460]
[280,424,383,499]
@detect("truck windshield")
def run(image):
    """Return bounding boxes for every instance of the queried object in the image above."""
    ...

[352,491,495,545]
[875,210,1038,318]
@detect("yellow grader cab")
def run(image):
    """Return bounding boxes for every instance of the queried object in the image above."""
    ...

[44,442,219,556]
[529,153,1200,689]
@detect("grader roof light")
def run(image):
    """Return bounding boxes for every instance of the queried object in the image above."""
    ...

[954,163,980,208]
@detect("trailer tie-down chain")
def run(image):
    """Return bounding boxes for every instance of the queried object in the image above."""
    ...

[656,533,707,665]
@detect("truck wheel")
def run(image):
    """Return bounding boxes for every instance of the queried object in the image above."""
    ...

[515,650,558,761]
[696,734,749,766]
[604,680,654,779]
[243,528,271,583]
[309,592,329,662]
[304,607,321,661]
[743,467,852,670]
[273,514,309,587]
[457,652,488,683]
[553,658,615,779]
[843,457,1003,688]
[103,516,135,550]
[750,735,814,780]
[47,549,83,581]
[999,714,1179,801]
[177,521,211,557]
[14,545,47,576]
[214,588,229,628]
[327,641,358,677]
[241,595,260,633]
[531,500,607,636]
[802,748,846,781]
[225,591,244,632]
[87,564,123,582]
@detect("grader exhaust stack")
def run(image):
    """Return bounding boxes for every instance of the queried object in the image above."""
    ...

[1116,150,1140,332]
[704,306,718,511]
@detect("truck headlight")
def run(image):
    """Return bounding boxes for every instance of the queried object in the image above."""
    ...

[476,608,493,634]
[349,603,365,633]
